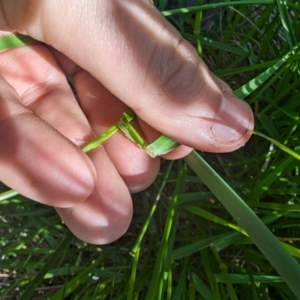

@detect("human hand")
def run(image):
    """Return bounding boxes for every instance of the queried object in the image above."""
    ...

[0,0,254,244]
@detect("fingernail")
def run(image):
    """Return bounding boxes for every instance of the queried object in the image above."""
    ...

[211,92,254,144]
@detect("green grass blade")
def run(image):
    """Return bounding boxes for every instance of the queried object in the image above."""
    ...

[131,161,173,255]
[118,112,147,148]
[50,255,106,300]
[256,113,280,139]
[127,248,140,300]
[215,274,282,284]
[0,34,38,50]
[162,1,276,17]
[81,125,119,153]
[276,0,297,48]
[281,243,300,259]
[191,273,215,300]
[184,150,300,298]
[145,162,184,300]
[247,156,295,200]
[0,189,19,201]
[184,205,247,235]
[19,234,73,300]
[253,130,300,161]
[211,247,238,300]
[235,42,300,99]
[172,262,188,299]
[146,135,180,157]
[173,232,241,260]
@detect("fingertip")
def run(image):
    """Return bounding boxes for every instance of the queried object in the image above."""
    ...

[103,132,161,193]
[0,119,96,208]
[126,155,160,193]
[209,92,254,152]
[56,194,133,245]
[108,147,160,194]
[47,144,97,207]
[55,149,134,244]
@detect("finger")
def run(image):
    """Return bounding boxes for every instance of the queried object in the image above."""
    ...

[1,0,254,153]
[50,48,188,181]
[56,146,133,244]
[0,73,96,207]
[0,39,134,242]
[72,70,160,193]
[51,47,193,160]
[0,43,94,145]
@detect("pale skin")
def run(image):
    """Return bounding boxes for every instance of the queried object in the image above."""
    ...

[0,0,254,244]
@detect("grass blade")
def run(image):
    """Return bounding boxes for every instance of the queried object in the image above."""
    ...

[162,1,276,17]
[184,150,300,297]
[0,189,19,201]
[191,273,215,300]
[145,162,184,300]
[253,130,300,161]
[0,34,38,50]
[235,42,300,99]
[50,255,106,300]
[127,248,140,300]
[19,234,73,300]
[276,0,297,48]
[131,161,174,255]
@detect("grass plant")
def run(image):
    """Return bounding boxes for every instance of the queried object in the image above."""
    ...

[1,0,300,299]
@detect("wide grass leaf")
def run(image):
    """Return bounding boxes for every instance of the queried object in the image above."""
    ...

[184,151,300,298]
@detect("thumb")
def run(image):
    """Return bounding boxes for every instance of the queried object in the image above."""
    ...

[1,0,254,152]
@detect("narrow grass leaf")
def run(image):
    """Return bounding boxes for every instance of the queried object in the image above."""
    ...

[183,32,253,57]
[184,205,247,235]
[235,42,300,99]
[20,234,73,300]
[82,125,119,153]
[0,189,19,202]
[162,1,276,17]
[0,34,38,50]
[247,201,300,211]
[215,59,277,77]
[253,130,300,161]
[201,249,221,300]
[192,273,215,300]
[276,0,297,48]
[212,232,243,252]
[145,162,184,300]
[50,255,106,300]
[131,161,173,254]
[215,274,282,284]
[256,113,280,140]
[210,247,238,300]
[127,248,140,300]
[247,156,295,200]
[177,191,213,204]
[44,266,80,279]
[173,232,240,259]
[281,243,300,259]
[172,262,188,299]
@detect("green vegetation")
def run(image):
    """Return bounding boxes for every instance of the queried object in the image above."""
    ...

[1,0,300,299]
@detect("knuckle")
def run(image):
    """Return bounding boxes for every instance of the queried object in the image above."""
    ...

[155,37,201,101]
